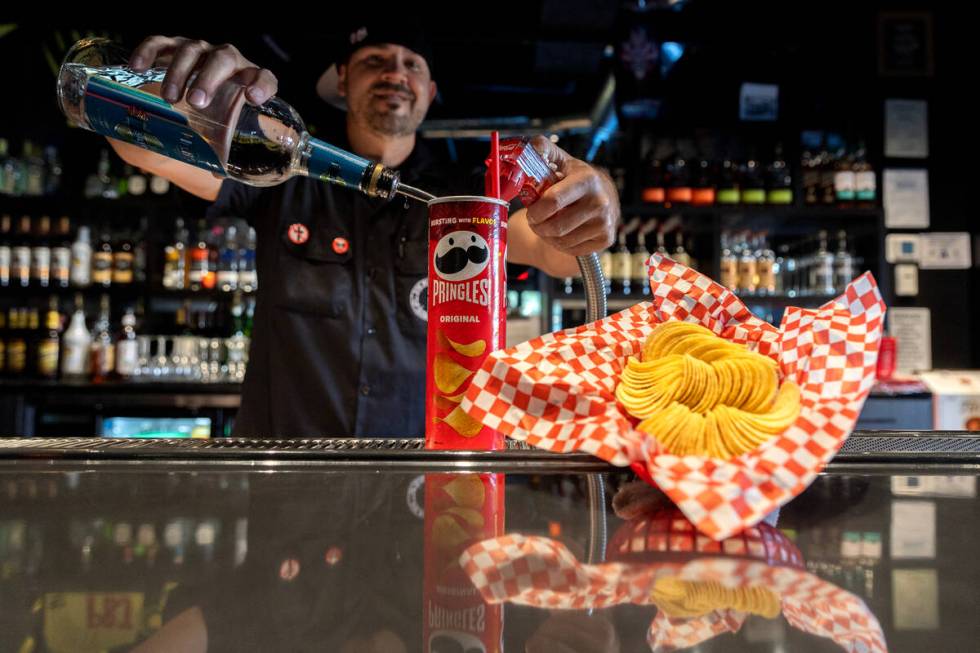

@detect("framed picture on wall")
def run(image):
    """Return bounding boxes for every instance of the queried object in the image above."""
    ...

[878,11,935,77]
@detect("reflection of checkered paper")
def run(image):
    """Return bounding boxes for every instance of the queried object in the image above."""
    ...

[461,535,887,653]
[462,255,886,540]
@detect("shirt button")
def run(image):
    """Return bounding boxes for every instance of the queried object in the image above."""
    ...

[360,385,371,396]
[367,327,377,336]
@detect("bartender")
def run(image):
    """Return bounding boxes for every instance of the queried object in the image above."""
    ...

[109,20,620,438]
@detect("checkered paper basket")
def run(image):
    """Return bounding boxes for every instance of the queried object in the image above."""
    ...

[460,534,887,653]
[461,254,886,540]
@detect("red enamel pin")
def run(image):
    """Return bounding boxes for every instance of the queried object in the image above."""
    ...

[287,223,309,245]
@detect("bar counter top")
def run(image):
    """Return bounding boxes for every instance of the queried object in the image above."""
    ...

[0,434,977,652]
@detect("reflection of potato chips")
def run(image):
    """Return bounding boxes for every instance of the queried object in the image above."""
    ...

[440,406,484,437]
[445,506,486,530]
[432,514,471,551]
[617,321,801,460]
[443,476,486,509]
[651,577,781,619]
[434,353,474,394]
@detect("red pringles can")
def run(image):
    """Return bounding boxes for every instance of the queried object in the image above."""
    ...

[426,196,508,450]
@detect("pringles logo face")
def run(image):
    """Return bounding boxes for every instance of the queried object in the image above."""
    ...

[431,230,491,307]
[433,231,489,282]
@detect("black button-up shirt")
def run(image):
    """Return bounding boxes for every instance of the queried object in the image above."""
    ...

[208,133,477,437]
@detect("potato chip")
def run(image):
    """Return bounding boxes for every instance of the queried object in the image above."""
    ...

[442,475,486,509]
[447,336,487,358]
[440,406,484,437]
[432,514,471,551]
[445,506,486,530]
[651,578,782,620]
[434,353,474,394]
[618,320,802,461]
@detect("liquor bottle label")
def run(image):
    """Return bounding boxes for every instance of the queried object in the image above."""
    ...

[855,171,876,201]
[83,70,226,176]
[38,340,59,377]
[92,254,113,283]
[834,171,856,201]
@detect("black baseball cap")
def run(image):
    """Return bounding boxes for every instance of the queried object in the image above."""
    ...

[316,16,434,110]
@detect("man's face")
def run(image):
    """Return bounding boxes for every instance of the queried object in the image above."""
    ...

[338,43,437,137]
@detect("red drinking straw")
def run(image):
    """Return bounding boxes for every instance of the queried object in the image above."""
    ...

[490,131,501,200]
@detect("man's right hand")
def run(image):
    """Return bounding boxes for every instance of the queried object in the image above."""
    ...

[128,35,279,109]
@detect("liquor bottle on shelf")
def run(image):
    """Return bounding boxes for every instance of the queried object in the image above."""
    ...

[740,157,766,206]
[163,218,189,290]
[13,216,32,288]
[0,138,20,195]
[92,225,114,288]
[611,221,635,296]
[51,216,72,289]
[719,232,737,291]
[205,226,221,290]
[0,214,12,287]
[833,230,855,292]
[691,159,715,206]
[133,217,149,284]
[23,141,45,197]
[853,141,876,209]
[0,310,6,376]
[90,294,115,383]
[217,225,239,292]
[26,308,41,377]
[187,220,211,292]
[44,145,63,196]
[766,143,793,205]
[125,165,147,196]
[716,159,741,205]
[819,134,840,206]
[70,225,93,288]
[812,230,836,296]
[672,231,692,269]
[834,141,856,208]
[5,308,27,377]
[37,297,61,380]
[779,244,798,298]
[112,228,135,285]
[238,227,257,293]
[665,152,692,206]
[115,307,139,379]
[31,216,52,289]
[756,233,776,296]
[736,232,758,295]
[84,149,113,199]
[631,222,653,296]
[61,294,91,378]
[641,154,665,204]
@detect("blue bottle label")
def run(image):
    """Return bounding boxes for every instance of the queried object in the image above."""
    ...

[83,67,226,176]
[306,138,371,191]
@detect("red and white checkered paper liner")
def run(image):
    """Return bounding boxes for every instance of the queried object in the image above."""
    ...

[460,535,887,653]
[461,254,886,540]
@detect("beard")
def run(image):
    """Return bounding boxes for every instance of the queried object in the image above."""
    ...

[353,82,427,137]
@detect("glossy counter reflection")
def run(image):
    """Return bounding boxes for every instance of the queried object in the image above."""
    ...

[0,465,978,652]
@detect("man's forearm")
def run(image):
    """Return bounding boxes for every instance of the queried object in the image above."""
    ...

[507,208,583,278]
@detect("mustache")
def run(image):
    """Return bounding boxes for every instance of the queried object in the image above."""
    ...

[371,81,415,101]
[435,245,488,275]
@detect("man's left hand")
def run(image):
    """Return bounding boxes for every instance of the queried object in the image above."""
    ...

[524,136,620,257]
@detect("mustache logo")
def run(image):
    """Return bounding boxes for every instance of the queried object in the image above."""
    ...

[435,235,488,276]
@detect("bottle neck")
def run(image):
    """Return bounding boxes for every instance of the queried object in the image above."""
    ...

[297,135,399,200]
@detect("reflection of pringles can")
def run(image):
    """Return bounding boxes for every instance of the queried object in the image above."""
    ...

[426,196,509,450]
[423,473,504,653]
